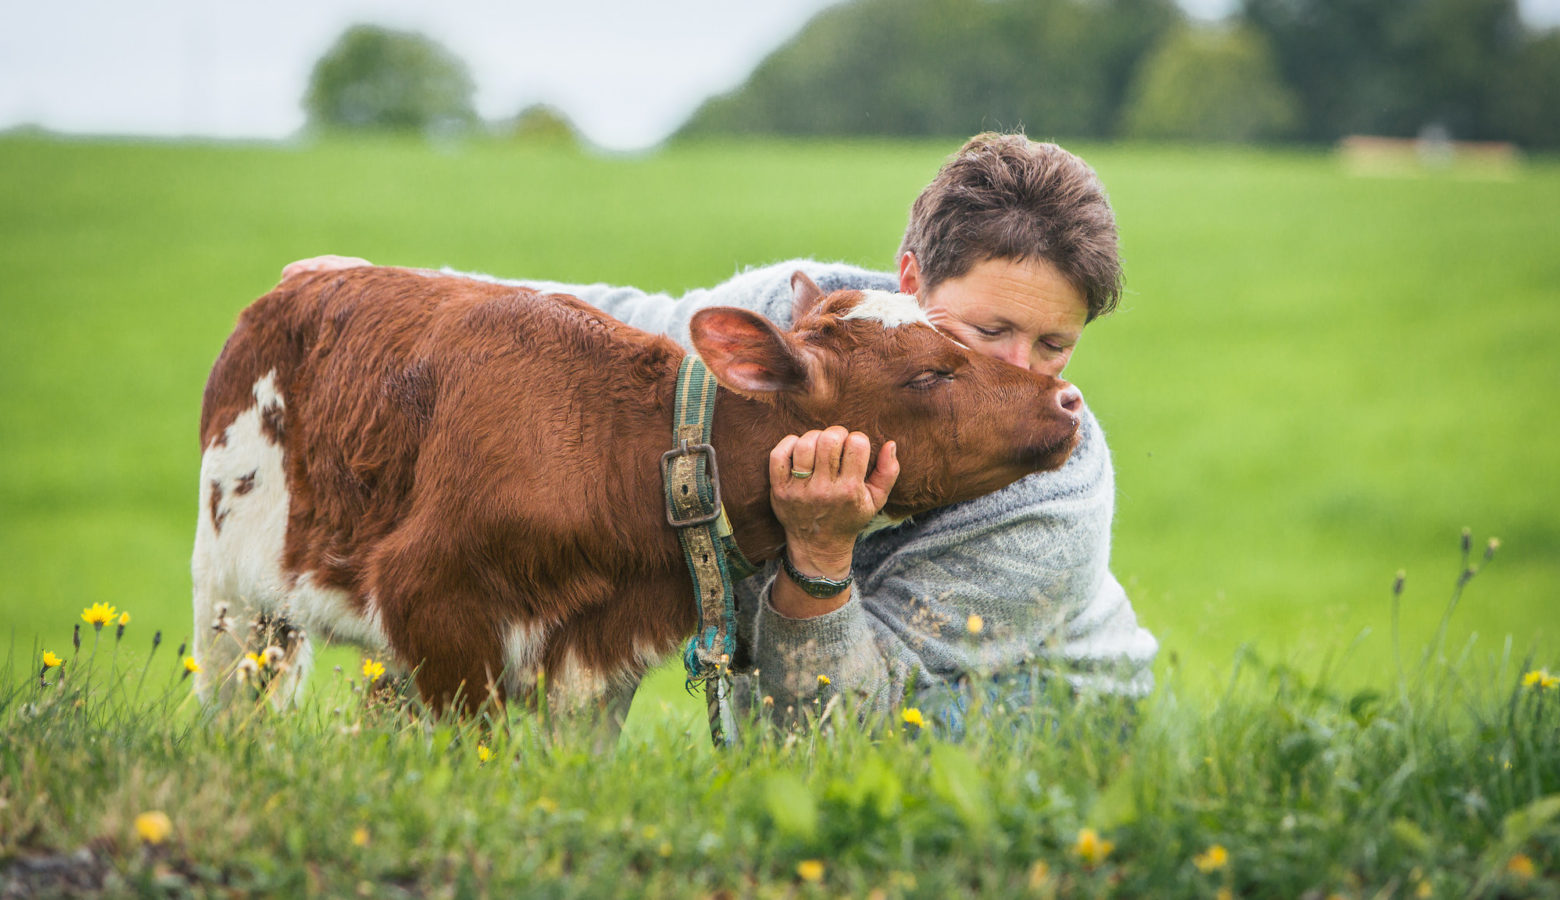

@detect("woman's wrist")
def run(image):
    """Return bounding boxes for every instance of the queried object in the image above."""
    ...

[784,540,854,581]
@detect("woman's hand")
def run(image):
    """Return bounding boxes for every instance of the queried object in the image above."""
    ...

[767,427,899,617]
[280,254,373,281]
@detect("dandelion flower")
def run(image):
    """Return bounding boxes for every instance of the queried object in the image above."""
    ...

[246,651,266,669]
[1193,843,1229,872]
[477,744,494,764]
[1507,853,1535,881]
[1027,860,1050,889]
[901,707,924,729]
[183,656,201,674]
[262,646,286,669]
[351,826,369,847]
[796,859,824,882]
[81,602,117,631]
[42,651,63,669]
[118,612,131,626]
[817,674,831,687]
[134,810,173,845]
[362,658,386,683]
[1073,827,1114,866]
[1521,669,1559,690]
[966,613,984,635]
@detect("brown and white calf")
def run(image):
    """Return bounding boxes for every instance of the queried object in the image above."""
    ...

[192,267,1082,717]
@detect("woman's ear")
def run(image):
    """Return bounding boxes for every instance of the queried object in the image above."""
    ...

[898,252,922,296]
[689,307,811,395]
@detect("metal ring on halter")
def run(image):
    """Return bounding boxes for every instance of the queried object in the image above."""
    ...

[790,469,814,479]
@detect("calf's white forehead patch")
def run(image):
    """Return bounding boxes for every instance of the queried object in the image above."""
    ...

[840,290,931,329]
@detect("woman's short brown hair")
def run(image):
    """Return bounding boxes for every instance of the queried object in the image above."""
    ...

[899,133,1123,321]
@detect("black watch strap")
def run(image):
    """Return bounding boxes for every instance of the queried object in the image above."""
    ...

[780,554,854,598]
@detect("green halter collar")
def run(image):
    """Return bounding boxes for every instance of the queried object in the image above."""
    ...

[662,355,758,744]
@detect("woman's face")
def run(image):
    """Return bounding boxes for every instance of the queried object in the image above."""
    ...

[900,254,1088,378]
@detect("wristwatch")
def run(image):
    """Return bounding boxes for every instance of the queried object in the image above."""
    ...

[781,553,854,599]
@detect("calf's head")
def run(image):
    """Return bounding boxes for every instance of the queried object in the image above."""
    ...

[689,272,1083,519]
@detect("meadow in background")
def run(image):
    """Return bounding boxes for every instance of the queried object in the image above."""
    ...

[1,134,1555,696]
[1,134,1558,894]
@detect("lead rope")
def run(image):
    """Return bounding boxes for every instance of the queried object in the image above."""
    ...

[661,355,757,747]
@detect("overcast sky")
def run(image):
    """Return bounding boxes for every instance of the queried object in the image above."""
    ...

[5,0,1558,151]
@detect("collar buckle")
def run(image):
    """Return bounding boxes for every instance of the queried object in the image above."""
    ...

[661,438,723,528]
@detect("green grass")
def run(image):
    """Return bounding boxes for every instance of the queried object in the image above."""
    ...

[1,134,1558,893]
[3,564,1557,897]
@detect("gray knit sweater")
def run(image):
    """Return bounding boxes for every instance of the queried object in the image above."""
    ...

[457,260,1158,721]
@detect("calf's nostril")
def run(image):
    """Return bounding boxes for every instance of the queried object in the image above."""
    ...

[1056,384,1083,414]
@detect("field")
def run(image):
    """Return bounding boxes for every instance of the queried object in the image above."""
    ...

[1,134,1558,895]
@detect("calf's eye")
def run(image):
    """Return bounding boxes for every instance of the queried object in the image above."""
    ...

[907,370,953,390]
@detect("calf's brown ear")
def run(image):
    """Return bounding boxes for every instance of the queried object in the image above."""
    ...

[791,271,825,323]
[690,307,811,395]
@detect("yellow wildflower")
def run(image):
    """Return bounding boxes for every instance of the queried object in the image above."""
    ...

[535,796,559,814]
[796,859,825,882]
[134,810,173,845]
[1507,853,1535,881]
[477,744,494,764]
[42,651,63,668]
[1521,669,1559,690]
[1027,860,1050,889]
[183,656,201,674]
[351,826,370,847]
[118,612,131,626]
[362,658,386,683]
[1193,843,1230,872]
[81,602,117,630]
[1216,889,1234,900]
[817,674,831,686]
[1414,877,1433,898]
[246,651,266,669]
[1073,827,1114,866]
[901,707,924,729]
[966,613,984,635]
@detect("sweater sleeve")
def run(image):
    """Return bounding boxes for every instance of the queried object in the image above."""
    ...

[745,574,916,722]
[441,259,894,349]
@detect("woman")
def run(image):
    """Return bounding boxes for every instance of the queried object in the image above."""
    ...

[284,132,1157,731]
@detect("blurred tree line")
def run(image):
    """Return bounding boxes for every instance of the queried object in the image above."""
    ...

[304,3,1559,148]
[302,25,582,146]
[675,0,1560,147]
